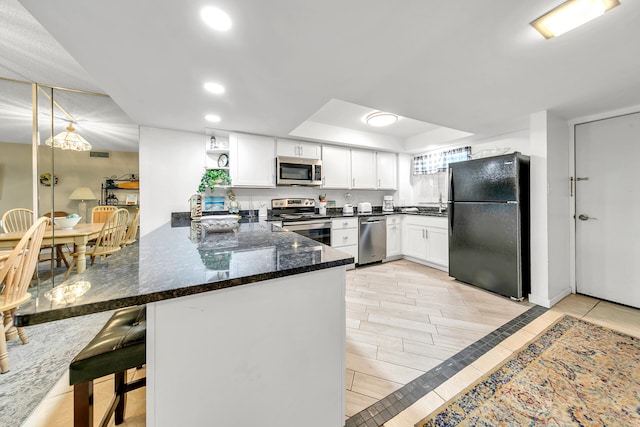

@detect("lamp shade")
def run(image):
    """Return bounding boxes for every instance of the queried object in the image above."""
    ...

[69,187,97,201]
[45,124,92,151]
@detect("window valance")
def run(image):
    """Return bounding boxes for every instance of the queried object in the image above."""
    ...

[412,146,471,175]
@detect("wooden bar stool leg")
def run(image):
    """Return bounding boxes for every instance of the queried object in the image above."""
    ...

[74,381,94,427]
[114,371,126,424]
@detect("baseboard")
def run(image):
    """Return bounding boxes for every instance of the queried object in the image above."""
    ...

[529,286,572,308]
[401,256,448,273]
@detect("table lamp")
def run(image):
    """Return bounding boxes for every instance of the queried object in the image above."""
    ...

[69,187,97,220]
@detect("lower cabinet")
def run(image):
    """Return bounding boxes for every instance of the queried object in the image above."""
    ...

[331,217,358,265]
[385,215,402,258]
[402,216,448,270]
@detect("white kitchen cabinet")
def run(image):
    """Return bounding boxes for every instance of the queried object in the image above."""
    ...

[402,216,448,270]
[230,133,276,188]
[322,146,351,188]
[385,215,402,259]
[350,149,376,189]
[376,152,397,190]
[277,139,321,159]
[331,217,358,266]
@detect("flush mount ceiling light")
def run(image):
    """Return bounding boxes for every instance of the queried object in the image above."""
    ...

[531,0,620,39]
[365,111,399,127]
[45,123,92,151]
[205,114,221,123]
[201,6,232,31]
[204,82,225,94]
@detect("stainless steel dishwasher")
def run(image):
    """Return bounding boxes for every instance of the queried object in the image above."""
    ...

[358,216,386,265]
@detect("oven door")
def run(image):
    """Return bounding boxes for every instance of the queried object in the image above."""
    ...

[282,220,332,246]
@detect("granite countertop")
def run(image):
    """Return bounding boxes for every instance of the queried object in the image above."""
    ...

[15,220,353,326]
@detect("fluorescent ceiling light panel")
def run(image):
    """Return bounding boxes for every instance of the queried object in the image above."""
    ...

[365,111,398,127]
[204,82,225,94]
[201,7,232,31]
[531,0,620,39]
[205,114,221,123]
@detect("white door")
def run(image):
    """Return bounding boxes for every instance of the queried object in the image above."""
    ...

[575,112,640,308]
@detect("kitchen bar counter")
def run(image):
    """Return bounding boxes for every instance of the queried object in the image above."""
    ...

[16,220,350,427]
[15,220,352,326]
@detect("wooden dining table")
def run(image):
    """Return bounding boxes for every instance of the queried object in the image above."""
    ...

[0,223,103,274]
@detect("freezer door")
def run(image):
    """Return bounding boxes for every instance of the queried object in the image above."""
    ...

[448,154,519,202]
[448,202,526,299]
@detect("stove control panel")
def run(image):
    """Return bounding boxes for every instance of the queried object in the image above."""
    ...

[271,198,316,208]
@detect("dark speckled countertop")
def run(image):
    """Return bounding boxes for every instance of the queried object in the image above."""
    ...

[15,220,353,326]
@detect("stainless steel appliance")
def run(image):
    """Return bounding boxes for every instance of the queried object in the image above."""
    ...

[383,196,394,212]
[276,157,322,186]
[271,198,331,245]
[448,152,530,300]
[358,216,386,265]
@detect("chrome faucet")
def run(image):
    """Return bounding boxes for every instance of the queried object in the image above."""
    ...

[438,193,445,213]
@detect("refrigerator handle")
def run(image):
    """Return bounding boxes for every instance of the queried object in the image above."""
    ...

[448,167,454,202]
[448,201,454,232]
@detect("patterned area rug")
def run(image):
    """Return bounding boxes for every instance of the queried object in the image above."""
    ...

[417,315,640,427]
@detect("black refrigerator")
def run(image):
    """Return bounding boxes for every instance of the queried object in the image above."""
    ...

[448,152,530,300]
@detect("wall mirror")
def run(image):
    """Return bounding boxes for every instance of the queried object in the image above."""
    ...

[0,77,139,287]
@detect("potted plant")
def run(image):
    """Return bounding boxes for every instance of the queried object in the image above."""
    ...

[198,169,231,192]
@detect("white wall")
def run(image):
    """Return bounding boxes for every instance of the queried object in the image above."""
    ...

[139,127,204,236]
[529,111,572,307]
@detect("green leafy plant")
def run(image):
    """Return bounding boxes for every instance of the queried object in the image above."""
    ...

[198,169,231,192]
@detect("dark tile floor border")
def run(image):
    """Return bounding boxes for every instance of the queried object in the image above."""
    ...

[344,304,548,427]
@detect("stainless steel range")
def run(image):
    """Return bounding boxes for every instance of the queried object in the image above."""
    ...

[271,198,331,245]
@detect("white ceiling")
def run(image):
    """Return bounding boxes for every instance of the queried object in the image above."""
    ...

[5,0,640,153]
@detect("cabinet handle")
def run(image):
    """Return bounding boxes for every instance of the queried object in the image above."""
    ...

[343,222,348,226]
[422,229,425,239]
[425,229,428,239]
[378,178,381,187]
[352,178,355,187]
[299,145,303,157]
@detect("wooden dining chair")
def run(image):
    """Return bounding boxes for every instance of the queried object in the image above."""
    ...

[0,217,49,373]
[1,208,33,233]
[42,211,70,269]
[91,206,117,224]
[122,210,140,246]
[63,209,129,281]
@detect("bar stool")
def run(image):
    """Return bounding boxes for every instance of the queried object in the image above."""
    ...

[69,306,146,427]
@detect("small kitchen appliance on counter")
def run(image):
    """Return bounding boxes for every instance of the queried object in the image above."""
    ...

[357,202,372,215]
[343,192,354,216]
[382,196,394,212]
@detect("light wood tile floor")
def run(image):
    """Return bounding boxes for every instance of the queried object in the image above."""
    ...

[344,260,530,418]
[23,260,640,427]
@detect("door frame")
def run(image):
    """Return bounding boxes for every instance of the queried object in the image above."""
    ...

[569,105,640,297]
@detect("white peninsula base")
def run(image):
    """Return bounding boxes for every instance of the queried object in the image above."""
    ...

[146,266,346,427]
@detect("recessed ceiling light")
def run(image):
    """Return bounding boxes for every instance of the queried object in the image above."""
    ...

[205,114,221,123]
[204,82,225,94]
[201,6,232,32]
[365,111,399,127]
[531,0,620,39]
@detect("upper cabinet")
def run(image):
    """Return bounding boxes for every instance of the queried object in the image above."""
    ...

[277,139,321,159]
[350,149,377,189]
[229,133,276,188]
[376,152,397,190]
[321,145,397,190]
[321,145,351,188]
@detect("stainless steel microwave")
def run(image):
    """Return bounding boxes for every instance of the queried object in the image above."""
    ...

[276,156,322,186]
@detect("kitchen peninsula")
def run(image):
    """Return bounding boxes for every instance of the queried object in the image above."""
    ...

[16,220,352,427]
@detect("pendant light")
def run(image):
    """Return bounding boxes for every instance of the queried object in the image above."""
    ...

[45,123,92,151]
